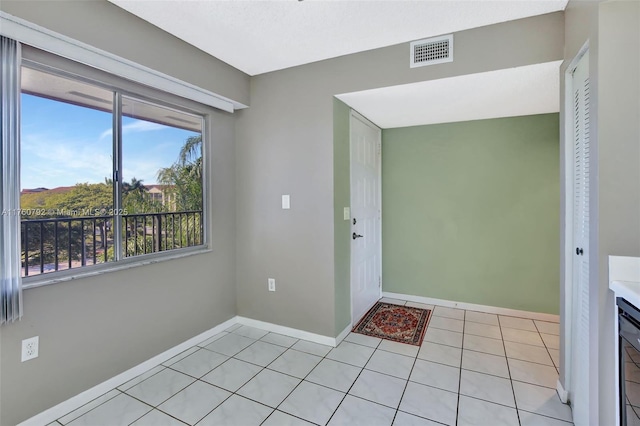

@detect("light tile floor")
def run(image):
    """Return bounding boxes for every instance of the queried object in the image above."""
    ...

[50,299,572,426]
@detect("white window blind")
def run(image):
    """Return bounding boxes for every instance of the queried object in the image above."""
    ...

[1,35,23,324]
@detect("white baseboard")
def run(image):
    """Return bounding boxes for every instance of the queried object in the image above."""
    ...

[335,323,352,345]
[382,292,560,323]
[19,317,238,426]
[21,316,344,426]
[236,316,340,347]
[557,379,569,403]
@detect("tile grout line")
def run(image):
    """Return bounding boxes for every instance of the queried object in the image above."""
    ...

[533,320,561,374]
[239,314,555,423]
[56,389,123,425]
[517,409,574,425]
[454,309,467,426]
[122,390,181,426]
[389,307,426,426]
[463,326,555,348]
[497,315,523,426]
[459,316,558,386]
[530,320,567,408]
[257,354,320,426]
[126,373,219,426]
[190,335,280,425]
[62,329,281,425]
[85,330,274,425]
[195,331,313,426]
[60,312,559,426]
[259,337,416,411]
[353,305,464,424]
[409,305,539,424]
[131,400,189,426]
[460,341,556,368]
[63,381,169,426]
[454,392,528,412]
[258,328,397,423]
[344,303,457,425]
[320,335,382,426]
[252,332,335,425]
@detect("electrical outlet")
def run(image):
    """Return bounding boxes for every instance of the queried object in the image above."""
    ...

[21,336,39,362]
[268,278,276,292]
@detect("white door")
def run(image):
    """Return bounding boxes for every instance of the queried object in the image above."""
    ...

[350,111,382,323]
[569,50,590,426]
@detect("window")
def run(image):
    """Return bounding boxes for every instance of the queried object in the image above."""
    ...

[19,64,206,279]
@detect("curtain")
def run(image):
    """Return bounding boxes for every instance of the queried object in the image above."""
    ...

[1,36,23,325]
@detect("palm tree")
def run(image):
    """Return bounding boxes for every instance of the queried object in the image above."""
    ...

[178,136,202,167]
[157,135,203,212]
[122,177,146,200]
[155,136,203,249]
[104,176,148,206]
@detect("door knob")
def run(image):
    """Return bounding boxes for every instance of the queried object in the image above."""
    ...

[352,232,363,240]
[576,247,584,255]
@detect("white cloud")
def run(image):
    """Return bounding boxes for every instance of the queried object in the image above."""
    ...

[21,133,112,189]
[100,120,166,140]
[21,133,179,188]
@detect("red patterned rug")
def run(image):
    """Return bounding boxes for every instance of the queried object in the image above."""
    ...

[352,302,431,346]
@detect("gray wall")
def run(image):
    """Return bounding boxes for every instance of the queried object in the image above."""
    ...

[235,12,564,337]
[560,1,640,424]
[0,3,243,424]
[597,1,640,423]
[0,0,250,106]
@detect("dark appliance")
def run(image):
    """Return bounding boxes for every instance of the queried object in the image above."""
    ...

[617,297,640,426]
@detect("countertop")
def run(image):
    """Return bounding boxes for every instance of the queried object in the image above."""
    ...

[611,280,640,307]
[610,256,640,306]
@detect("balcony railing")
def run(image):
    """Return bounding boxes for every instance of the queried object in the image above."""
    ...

[21,211,203,277]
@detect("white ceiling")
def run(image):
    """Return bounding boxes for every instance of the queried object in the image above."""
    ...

[109,0,567,76]
[336,61,562,128]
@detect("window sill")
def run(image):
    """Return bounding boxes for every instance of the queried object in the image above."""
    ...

[22,246,211,290]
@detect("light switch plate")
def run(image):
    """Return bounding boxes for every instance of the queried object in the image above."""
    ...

[282,195,290,209]
[343,207,350,220]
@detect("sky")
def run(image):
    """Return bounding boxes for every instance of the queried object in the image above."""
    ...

[20,94,200,190]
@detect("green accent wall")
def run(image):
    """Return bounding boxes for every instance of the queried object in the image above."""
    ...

[333,98,352,335]
[382,114,560,314]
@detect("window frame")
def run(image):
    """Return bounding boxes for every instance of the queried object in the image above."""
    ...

[19,52,211,289]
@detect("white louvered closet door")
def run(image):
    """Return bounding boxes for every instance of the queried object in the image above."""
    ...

[570,50,590,426]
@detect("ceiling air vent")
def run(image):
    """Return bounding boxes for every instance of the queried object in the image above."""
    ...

[410,34,453,68]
